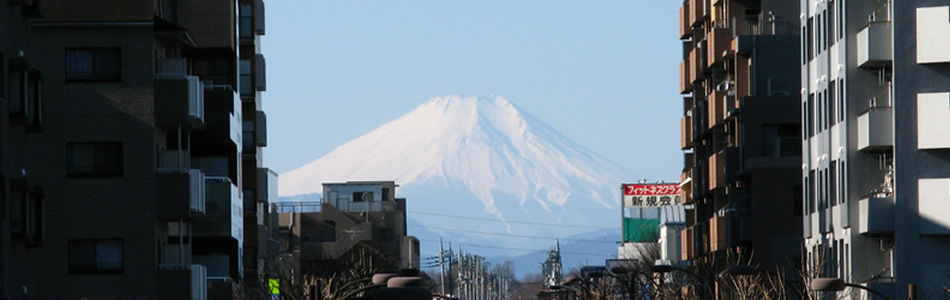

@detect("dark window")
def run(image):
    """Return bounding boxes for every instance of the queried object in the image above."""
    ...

[830,162,838,206]
[807,17,814,60]
[10,182,43,245]
[352,191,372,202]
[239,59,253,96]
[68,239,124,273]
[243,188,255,213]
[765,124,802,157]
[191,57,233,87]
[242,120,255,152]
[838,80,845,122]
[65,48,121,82]
[240,4,253,39]
[67,143,123,176]
[0,53,5,96]
[9,70,26,115]
[793,184,804,216]
[830,80,837,125]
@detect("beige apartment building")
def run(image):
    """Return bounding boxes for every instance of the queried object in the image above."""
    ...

[0,0,273,298]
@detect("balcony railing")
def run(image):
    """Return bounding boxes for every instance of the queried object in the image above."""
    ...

[158,264,208,300]
[858,196,894,236]
[857,22,893,68]
[194,177,243,243]
[681,115,693,149]
[857,107,893,151]
[155,74,205,131]
[157,169,207,220]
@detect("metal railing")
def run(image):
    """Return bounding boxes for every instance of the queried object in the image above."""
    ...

[274,201,322,213]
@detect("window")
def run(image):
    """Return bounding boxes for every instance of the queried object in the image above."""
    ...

[239,59,253,96]
[793,184,803,216]
[67,143,123,176]
[243,188,255,213]
[68,239,124,273]
[10,181,43,245]
[352,191,372,202]
[191,57,233,87]
[242,120,255,152]
[65,48,121,82]
[764,124,801,157]
[240,4,253,39]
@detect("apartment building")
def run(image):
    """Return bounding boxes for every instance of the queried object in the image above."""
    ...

[802,0,950,298]
[277,181,420,291]
[0,0,272,298]
[677,0,802,273]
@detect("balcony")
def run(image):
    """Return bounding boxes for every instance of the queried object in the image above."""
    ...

[707,90,726,129]
[708,153,725,191]
[709,215,728,252]
[679,4,691,39]
[681,115,693,149]
[707,147,739,191]
[257,168,278,204]
[857,22,893,68]
[857,107,893,151]
[689,0,704,27]
[680,170,693,205]
[858,196,894,236]
[157,169,207,220]
[178,0,237,49]
[155,60,205,131]
[202,86,242,148]
[158,264,208,300]
[680,59,691,93]
[194,177,243,243]
[707,26,732,67]
[681,227,694,261]
[690,46,705,82]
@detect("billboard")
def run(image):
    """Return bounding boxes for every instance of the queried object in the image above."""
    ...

[622,183,682,208]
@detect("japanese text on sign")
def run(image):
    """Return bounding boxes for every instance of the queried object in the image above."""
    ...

[622,184,682,207]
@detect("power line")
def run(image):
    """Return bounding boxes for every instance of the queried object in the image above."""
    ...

[409,210,618,229]
[423,225,618,244]
[415,238,615,257]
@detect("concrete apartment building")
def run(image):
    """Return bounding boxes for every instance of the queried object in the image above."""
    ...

[677,0,802,272]
[277,181,420,289]
[801,0,950,297]
[0,0,273,298]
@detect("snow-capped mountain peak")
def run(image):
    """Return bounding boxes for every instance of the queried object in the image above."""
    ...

[280,95,633,224]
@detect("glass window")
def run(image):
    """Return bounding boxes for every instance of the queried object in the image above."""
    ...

[67,143,123,176]
[68,239,124,273]
[65,48,121,82]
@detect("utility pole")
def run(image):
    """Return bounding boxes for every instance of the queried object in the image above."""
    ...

[439,238,445,296]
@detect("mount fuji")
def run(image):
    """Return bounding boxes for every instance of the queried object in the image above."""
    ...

[279,95,638,272]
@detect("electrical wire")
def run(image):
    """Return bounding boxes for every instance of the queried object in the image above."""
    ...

[409,210,618,229]
[415,238,615,257]
[422,225,618,244]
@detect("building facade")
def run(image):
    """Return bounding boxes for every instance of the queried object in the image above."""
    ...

[802,0,950,298]
[677,0,802,273]
[0,0,273,298]
[276,181,420,295]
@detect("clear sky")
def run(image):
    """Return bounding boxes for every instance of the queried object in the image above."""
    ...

[263,1,683,182]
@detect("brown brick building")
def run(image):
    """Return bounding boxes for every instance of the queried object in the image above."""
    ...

[677,0,803,274]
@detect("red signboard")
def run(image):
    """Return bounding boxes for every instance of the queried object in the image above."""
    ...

[622,183,682,208]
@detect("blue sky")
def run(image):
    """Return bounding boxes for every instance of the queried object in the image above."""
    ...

[263,1,682,182]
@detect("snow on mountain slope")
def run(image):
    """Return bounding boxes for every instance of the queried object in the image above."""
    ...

[280,95,636,259]
[281,95,631,210]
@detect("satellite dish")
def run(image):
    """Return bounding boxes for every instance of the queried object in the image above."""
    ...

[362,192,373,202]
